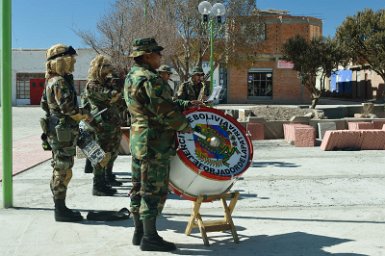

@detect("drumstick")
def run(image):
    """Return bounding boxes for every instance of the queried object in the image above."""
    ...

[193,131,207,140]
[193,131,220,148]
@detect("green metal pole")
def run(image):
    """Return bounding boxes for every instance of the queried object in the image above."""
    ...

[1,0,13,208]
[209,19,214,95]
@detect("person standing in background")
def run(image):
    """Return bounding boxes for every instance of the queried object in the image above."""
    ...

[176,66,209,101]
[82,55,123,196]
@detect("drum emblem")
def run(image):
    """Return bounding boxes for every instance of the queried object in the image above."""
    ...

[177,108,252,178]
[170,107,253,200]
[194,124,237,167]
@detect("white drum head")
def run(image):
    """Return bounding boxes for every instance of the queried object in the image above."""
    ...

[169,106,253,200]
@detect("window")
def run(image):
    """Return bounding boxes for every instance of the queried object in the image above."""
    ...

[16,73,45,99]
[16,74,87,99]
[247,70,273,97]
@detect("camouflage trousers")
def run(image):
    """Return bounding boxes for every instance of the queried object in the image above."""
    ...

[48,136,77,200]
[130,157,170,219]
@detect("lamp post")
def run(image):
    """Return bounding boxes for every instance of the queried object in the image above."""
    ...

[1,0,13,208]
[198,1,226,95]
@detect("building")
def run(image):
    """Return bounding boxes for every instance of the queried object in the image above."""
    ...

[327,65,385,101]
[8,48,95,106]
[225,10,322,104]
[5,10,324,106]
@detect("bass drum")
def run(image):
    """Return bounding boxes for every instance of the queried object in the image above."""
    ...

[169,106,253,201]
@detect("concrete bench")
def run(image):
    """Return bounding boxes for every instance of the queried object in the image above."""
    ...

[372,120,385,129]
[317,121,337,140]
[283,123,315,147]
[246,122,264,140]
[348,122,375,130]
[348,120,385,130]
[320,130,385,151]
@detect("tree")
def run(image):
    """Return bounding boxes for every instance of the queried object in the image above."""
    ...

[76,0,137,75]
[336,8,385,96]
[76,0,262,82]
[318,37,349,93]
[282,35,344,108]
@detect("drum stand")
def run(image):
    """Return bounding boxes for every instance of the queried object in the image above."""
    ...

[185,191,240,246]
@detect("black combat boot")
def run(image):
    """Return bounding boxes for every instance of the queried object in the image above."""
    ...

[84,159,93,173]
[140,217,176,251]
[105,165,122,186]
[92,174,117,196]
[54,199,83,222]
[132,213,143,246]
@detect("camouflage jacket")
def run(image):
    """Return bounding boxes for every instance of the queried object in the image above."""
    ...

[83,79,122,130]
[108,77,130,126]
[41,74,79,127]
[176,80,209,101]
[124,63,191,160]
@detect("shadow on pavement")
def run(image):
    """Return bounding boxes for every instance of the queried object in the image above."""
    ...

[158,216,366,256]
[6,207,371,255]
[173,232,366,256]
[164,212,385,225]
[167,192,259,201]
[252,161,300,168]
[13,206,133,227]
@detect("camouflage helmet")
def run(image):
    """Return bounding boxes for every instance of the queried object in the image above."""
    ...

[129,37,164,58]
[157,64,173,74]
[191,66,205,76]
[46,44,77,61]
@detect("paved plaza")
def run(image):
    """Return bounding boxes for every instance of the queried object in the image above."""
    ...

[1,106,385,256]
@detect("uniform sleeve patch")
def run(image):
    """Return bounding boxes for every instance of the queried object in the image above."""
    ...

[154,84,163,97]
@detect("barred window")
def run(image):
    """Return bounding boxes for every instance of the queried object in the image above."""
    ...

[16,73,45,99]
[247,70,272,97]
[16,74,87,99]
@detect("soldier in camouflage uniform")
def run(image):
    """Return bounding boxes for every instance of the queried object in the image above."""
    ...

[40,44,91,222]
[157,64,177,95]
[82,75,127,176]
[157,65,173,81]
[83,55,123,196]
[176,66,209,101]
[124,38,203,251]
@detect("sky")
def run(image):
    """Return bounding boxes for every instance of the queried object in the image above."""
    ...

[11,0,385,49]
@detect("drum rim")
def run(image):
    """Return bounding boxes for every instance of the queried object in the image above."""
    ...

[169,182,230,202]
[176,106,253,180]
[169,182,201,201]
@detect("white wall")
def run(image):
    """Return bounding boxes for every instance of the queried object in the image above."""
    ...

[10,48,96,105]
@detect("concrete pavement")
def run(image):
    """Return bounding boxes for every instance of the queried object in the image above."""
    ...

[0,106,51,179]
[1,107,385,255]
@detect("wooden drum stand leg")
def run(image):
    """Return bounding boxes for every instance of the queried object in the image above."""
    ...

[185,191,240,246]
